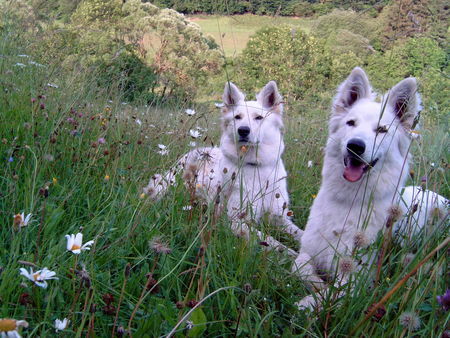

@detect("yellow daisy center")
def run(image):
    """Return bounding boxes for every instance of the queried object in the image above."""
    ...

[32,273,41,281]
[0,319,17,331]
[71,244,81,251]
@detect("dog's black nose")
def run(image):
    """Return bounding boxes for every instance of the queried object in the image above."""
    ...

[238,126,250,137]
[347,138,365,156]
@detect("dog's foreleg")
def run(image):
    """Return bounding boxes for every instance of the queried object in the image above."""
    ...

[281,217,304,242]
[292,252,326,290]
[143,155,188,200]
[230,221,297,257]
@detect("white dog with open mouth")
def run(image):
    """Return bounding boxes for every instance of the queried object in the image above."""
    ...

[292,67,448,309]
[144,81,303,256]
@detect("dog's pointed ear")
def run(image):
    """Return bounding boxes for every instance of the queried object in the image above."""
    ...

[257,81,283,113]
[333,67,371,114]
[223,82,245,108]
[386,77,420,129]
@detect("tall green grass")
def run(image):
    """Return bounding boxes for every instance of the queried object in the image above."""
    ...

[0,25,448,337]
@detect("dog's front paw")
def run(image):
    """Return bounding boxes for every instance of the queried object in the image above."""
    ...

[295,295,321,312]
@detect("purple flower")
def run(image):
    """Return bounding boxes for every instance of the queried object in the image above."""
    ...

[66,117,75,124]
[8,156,14,162]
[437,289,450,311]
[97,137,106,144]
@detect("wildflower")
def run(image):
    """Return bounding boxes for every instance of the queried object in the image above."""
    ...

[399,311,420,330]
[182,205,192,211]
[139,193,146,199]
[185,108,196,116]
[20,267,58,288]
[43,154,54,162]
[189,141,197,147]
[157,144,168,155]
[52,177,57,185]
[136,119,142,126]
[8,157,13,162]
[104,175,110,181]
[307,160,313,168]
[0,318,28,336]
[185,320,194,330]
[437,289,450,311]
[65,233,94,254]
[54,318,69,332]
[189,129,201,138]
[215,102,224,108]
[13,213,32,229]
[47,83,59,89]
[97,137,106,144]
[149,236,171,254]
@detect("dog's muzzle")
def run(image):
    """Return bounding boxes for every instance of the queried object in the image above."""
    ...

[237,126,250,143]
[343,139,378,182]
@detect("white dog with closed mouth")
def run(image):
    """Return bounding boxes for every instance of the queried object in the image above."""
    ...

[144,81,303,256]
[292,67,448,309]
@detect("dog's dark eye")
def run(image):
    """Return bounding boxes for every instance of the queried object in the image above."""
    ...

[346,120,355,127]
[255,115,263,120]
[376,125,388,134]
[234,115,242,120]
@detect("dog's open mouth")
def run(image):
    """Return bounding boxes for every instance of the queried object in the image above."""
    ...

[343,157,378,182]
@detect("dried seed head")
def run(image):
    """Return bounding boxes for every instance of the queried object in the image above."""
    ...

[366,303,386,322]
[187,300,198,308]
[124,263,131,278]
[399,311,420,331]
[386,205,403,228]
[339,256,355,275]
[403,253,415,267]
[149,236,171,254]
[354,231,369,248]
[243,283,252,293]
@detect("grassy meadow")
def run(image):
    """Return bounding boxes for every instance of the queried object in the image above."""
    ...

[1,7,449,338]
[187,14,314,56]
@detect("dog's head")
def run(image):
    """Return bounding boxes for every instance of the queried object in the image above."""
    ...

[329,67,420,183]
[220,81,284,161]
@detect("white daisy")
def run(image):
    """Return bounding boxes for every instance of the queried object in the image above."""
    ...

[157,144,169,155]
[189,129,201,139]
[13,212,32,228]
[0,318,28,337]
[136,119,142,126]
[54,318,69,332]
[182,205,192,211]
[65,233,94,254]
[185,108,196,116]
[189,141,197,147]
[307,160,313,168]
[19,267,58,288]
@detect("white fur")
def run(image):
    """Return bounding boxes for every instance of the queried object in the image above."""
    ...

[395,186,448,244]
[291,67,448,310]
[144,81,303,256]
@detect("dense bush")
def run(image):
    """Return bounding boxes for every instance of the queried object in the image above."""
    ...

[153,0,389,17]
[237,26,331,101]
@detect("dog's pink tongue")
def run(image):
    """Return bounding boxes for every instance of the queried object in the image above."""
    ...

[343,165,364,182]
